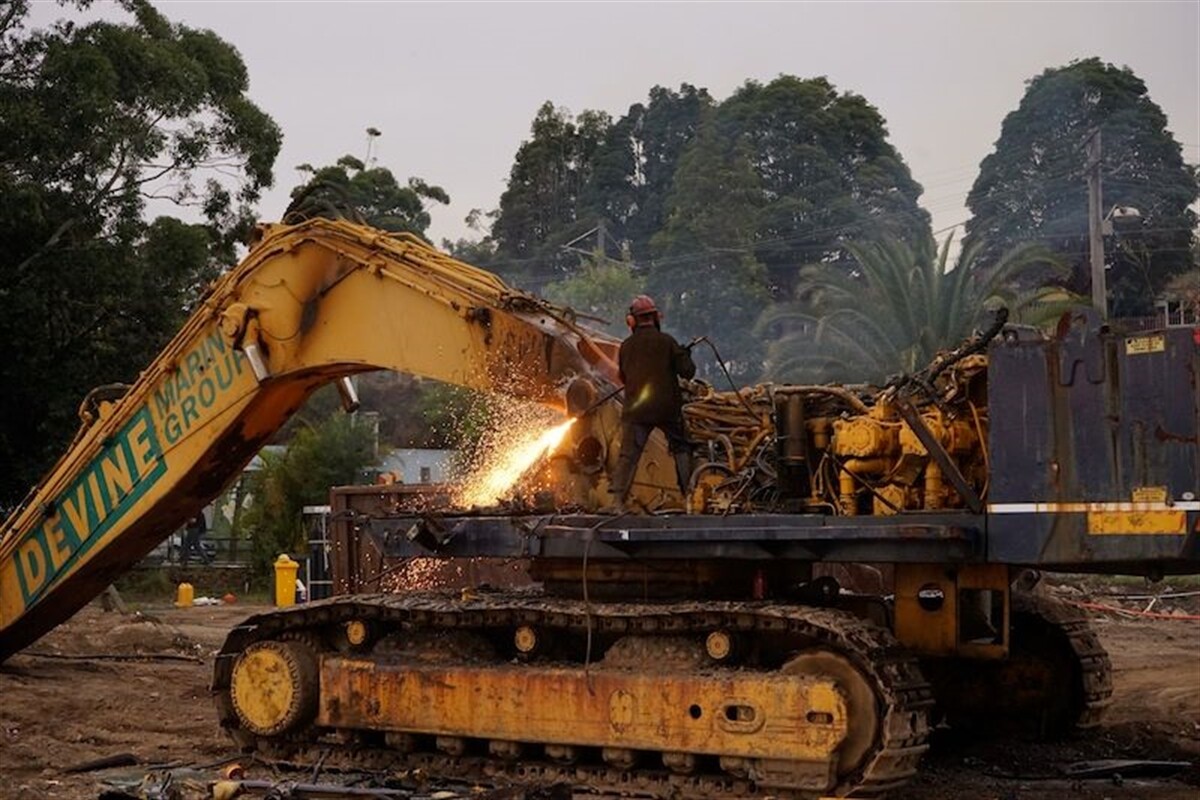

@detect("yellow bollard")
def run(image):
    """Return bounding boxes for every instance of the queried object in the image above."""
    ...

[273,554,299,607]
[174,582,194,608]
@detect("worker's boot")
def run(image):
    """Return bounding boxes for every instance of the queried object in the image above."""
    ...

[600,493,630,515]
[605,462,633,515]
[673,451,694,496]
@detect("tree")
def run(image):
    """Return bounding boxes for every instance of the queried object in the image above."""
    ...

[648,130,771,374]
[288,154,449,239]
[491,102,613,279]
[757,236,1069,384]
[486,85,714,282]
[579,84,715,262]
[964,58,1198,317]
[237,413,375,577]
[681,76,930,297]
[0,0,281,504]
[485,76,927,317]
[542,255,645,337]
[442,208,499,266]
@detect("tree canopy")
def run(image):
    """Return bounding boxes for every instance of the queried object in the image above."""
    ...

[677,76,930,297]
[483,78,930,375]
[647,127,771,370]
[490,102,612,276]
[489,79,928,298]
[580,84,715,265]
[0,0,281,504]
[288,153,449,239]
[964,58,1198,317]
[237,412,374,577]
[541,255,645,337]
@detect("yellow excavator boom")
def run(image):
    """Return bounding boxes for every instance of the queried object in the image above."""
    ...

[0,218,654,659]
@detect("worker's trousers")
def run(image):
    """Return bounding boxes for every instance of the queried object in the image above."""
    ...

[609,417,693,501]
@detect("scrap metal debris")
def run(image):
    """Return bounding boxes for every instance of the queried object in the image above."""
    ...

[1060,759,1192,779]
[96,764,572,800]
[66,752,140,774]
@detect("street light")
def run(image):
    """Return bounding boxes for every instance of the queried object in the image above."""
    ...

[1102,205,1142,236]
[365,127,382,166]
[1089,195,1143,317]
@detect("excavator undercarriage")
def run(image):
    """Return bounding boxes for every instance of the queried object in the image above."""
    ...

[211,580,1118,799]
[215,594,933,798]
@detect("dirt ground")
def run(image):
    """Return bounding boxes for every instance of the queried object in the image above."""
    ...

[0,595,1197,800]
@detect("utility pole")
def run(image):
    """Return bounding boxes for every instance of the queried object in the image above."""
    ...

[1085,129,1106,317]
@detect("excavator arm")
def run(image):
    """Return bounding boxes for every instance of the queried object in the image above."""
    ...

[0,218,656,659]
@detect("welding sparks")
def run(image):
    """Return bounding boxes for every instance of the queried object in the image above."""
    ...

[454,417,576,508]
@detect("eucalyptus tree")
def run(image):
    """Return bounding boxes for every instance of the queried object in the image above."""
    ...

[0,0,281,503]
[693,76,930,297]
[289,155,449,239]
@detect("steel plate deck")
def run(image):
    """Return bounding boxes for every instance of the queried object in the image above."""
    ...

[357,511,986,563]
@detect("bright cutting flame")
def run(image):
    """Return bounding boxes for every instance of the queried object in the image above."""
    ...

[455,418,576,508]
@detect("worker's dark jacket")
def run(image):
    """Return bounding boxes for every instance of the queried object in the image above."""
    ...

[618,325,696,424]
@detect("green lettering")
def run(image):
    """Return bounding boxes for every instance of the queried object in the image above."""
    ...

[186,350,203,383]
[16,535,49,602]
[206,331,227,355]
[127,415,159,476]
[153,381,176,417]
[61,483,93,542]
[198,377,216,408]
[181,395,199,429]
[214,356,235,390]
[87,471,108,521]
[45,517,74,571]
[164,412,182,444]
[100,444,135,504]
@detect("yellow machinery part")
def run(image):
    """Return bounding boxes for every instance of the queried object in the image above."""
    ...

[314,657,852,791]
[1087,510,1187,535]
[894,563,1010,659]
[0,219,684,659]
[318,657,846,757]
[230,640,319,737]
[215,597,934,799]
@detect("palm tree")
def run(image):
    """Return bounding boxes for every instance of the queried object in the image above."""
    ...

[757,235,1075,384]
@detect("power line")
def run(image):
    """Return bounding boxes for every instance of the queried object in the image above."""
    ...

[489,210,1196,281]
[476,166,1196,278]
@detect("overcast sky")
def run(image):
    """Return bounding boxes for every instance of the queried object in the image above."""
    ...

[30,1,1200,248]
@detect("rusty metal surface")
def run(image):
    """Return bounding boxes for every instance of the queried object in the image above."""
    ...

[988,320,1199,570]
[326,324,1196,590]
[328,484,534,596]
[213,592,932,799]
[917,591,1113,737]
[334,508,983,565]
[893,563,1010,659]
[319,658,848,764]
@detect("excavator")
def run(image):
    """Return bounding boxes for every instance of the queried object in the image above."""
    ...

[0,216,1196,799]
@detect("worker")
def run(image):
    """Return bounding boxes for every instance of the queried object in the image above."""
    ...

[182,511,210,564]
[608,294,696,512]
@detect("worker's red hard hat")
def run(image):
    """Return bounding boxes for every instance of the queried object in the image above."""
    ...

[628,295,659,317]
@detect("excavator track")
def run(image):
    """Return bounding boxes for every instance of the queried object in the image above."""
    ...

[920,591,1113,737]
[1012,592,1113,730]
[214,592,932,798]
